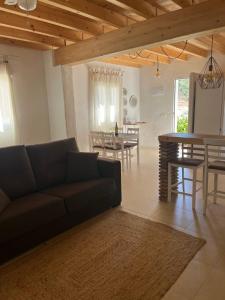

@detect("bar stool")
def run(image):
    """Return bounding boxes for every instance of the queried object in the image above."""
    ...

[203,138,225,215]
[168,143,205,210]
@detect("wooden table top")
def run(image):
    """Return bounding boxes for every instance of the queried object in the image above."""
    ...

[158,133,225,145]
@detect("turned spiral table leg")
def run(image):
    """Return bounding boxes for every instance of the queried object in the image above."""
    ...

[159,141,179,201]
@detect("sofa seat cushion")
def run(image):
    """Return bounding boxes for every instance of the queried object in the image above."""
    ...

[0,193,66,244]
[0,145,36,199]
[43,178,116,214]
[26,138,79,190]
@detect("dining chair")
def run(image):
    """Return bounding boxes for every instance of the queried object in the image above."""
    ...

[102,132,128,170]
[168,143,205,210]
[203,138,225,215]
[89,131,104,156]
[126,127,140,164]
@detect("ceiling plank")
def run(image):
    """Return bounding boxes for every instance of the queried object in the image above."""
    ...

[0,26,63,47]
[100,57,142,67]
[147,46,188,60]
[0,0,103,35]
[197,34,225,54]
[39,0,130,28]
[0,10,86,42]
[106,0,155,18]
[144,0,170,13]
[167,41,209,57]
[0,36,52,50]
[127,50,170,64]
[122,54,155,65]
[54,0,223,65]
[172,0,192,8]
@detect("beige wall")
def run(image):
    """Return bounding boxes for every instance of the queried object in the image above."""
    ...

[0,44,50,145]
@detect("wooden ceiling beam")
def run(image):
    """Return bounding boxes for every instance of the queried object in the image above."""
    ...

[0,26,63,47]
[0,0,103,35]
[144,0,170,13]
[54,0,223,65]
[122,54,155,65]
[0,36,52,50]
[167,41,209,57]
[39,0,130,28]
[105,0,155,18]
[0,11,86,42]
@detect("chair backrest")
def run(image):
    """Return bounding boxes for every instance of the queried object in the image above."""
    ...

[181,143,205,160]
[127,127,139,136]
[89,131,104,148]
[203,138,225,164]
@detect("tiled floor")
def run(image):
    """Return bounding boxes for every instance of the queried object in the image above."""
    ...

[121,148,225,300]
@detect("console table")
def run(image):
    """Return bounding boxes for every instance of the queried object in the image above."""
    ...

[158,133,225,201]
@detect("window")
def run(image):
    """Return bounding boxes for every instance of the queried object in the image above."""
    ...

[174,78,190,133]
[89,68,122,131]
[0,62,16,146]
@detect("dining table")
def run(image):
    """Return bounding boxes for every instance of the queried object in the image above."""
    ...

[158,132,225,201]
[114,132,140,163]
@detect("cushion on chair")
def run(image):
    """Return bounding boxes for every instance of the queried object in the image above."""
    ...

[66,152,100,183]
[0,189,11,214]
[209,160,225,171]
[0,193,66,244]
[26,138,79,190]
[0,145,37,199]
[170,158,204,166]
[43,178,116,214]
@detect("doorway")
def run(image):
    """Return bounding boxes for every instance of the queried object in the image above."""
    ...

[174,78,190,133]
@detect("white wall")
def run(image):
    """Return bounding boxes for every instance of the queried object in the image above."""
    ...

[0,44,50,145]
[44,51,67,141]
[140,53,225,148]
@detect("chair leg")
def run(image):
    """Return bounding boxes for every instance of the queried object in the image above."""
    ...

[213,173,218,204]
[192,169,197,210]
[129,149,131,168]
[126,149,129,169]
[121,150,124,171]
[168,164,172,202]
[182,167,185,195]
[203,166,208,216]
[137,145,140,165]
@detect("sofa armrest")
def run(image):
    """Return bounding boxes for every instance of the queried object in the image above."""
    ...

[97,158,121,206]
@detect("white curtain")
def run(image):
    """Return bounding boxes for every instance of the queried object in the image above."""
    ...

[89,67,123,131]
[0,62,16,147]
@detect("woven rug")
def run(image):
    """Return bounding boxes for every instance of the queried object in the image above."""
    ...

[0,209,205,300]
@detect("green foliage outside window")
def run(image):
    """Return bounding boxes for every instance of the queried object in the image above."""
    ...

[177,115,188,133]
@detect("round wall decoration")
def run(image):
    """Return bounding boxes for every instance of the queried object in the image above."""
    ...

[129,95,138,107]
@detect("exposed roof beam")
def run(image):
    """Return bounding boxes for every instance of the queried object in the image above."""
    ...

[0,10,86,42]
[167,41,208,57]
[0,36,52,50]
[106,0,155,18]
[54,0,222,65]
[0,26,64,47]
[0,0,103,35]
[39,0,130,28]
[144,0,170,13]
[123,54,156,65]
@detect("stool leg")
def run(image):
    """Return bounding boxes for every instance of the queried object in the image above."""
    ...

[192,169,197,210]
[168,164,172,202]
[213,173,218,204]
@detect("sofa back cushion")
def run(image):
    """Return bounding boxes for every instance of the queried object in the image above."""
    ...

[0,189,11,213]
[26,138,79,190]
[0,145,36,199]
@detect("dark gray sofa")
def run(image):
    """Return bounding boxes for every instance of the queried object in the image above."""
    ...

[0,138,121,264]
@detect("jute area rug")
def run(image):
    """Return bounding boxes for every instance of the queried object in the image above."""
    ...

[0,209,205,300]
